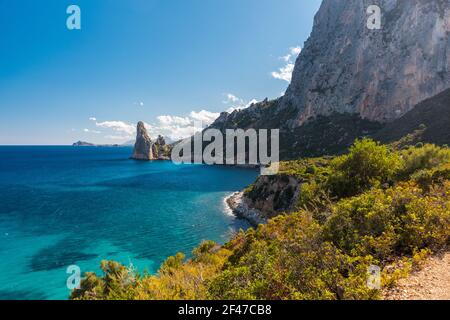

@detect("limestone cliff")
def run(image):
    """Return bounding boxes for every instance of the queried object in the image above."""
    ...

[284,0,450,125]
[212,0,450,131]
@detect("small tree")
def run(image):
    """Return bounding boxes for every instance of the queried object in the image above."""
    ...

[328,139,402,197]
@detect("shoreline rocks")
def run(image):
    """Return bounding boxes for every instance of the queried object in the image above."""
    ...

[226,192,267,227]
[225,174,302,227]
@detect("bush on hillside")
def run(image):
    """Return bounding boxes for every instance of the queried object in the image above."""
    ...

[208,213,379,300]
[70,260,137,300]
[323,181,450,259]
[399,144,450,178]
[412,162,450,189]
[327,139,402,197]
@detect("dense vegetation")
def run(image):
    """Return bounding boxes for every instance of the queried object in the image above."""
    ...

[71,139,450,300]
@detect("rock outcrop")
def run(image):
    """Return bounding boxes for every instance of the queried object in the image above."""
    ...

[226,192,267,227]
[132,122,172,160]
[152,135,171,160]
[212,0,450,130]
[227,175,301,226]
[132,122,154,160]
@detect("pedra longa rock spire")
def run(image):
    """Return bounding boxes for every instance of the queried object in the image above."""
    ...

[132,122,172,160]
[132,121,154,160]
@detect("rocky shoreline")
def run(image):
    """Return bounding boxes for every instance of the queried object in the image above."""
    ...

[225,192,267,227]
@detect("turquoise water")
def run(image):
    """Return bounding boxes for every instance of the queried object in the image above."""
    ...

[0,146,258,300]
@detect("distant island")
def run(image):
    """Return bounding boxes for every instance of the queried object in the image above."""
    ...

[72,140,134,147]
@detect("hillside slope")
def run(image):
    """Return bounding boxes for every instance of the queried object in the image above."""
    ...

[375,88,450,146]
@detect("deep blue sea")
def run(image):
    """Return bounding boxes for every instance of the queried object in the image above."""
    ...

[0,146,258,300]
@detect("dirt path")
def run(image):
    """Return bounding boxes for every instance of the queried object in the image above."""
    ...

[383,251,450,300]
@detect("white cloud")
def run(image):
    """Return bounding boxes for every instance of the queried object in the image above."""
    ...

[157,115,191,126]
[223,93,258,113]
[189,110,220,124]
[224,93,240,103]
[95,121,136,135]
[272,46,301,83]
[94,108,222,143]
[223,93,244,105]
[89,117,97,121]
[146,124,198,142]
[281,54,291,62]
[84,128,101,134]
[136,110,221,142]
[281,46,301,62]
[271,63,295,82]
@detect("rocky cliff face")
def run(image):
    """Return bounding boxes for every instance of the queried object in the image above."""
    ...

[284,0,450,125]
[132,122,171,160]
[213,0,450,131]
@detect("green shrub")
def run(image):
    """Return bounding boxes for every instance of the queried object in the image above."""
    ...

[71,260,137,300]
[208,213,379,300]
[411,162,450,189]
[399,144,450,178]
[323,182,450,259]
[327,139,402,197]
[160,252,186,273]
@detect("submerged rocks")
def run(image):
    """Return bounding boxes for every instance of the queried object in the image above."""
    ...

[132,122,172,160]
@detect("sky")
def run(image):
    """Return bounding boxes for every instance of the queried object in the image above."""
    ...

[0,0,322,145]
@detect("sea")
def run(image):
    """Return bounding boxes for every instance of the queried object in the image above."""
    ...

[0,146,258,300]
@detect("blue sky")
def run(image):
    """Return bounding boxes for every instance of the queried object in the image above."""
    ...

[0,0,322,145]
